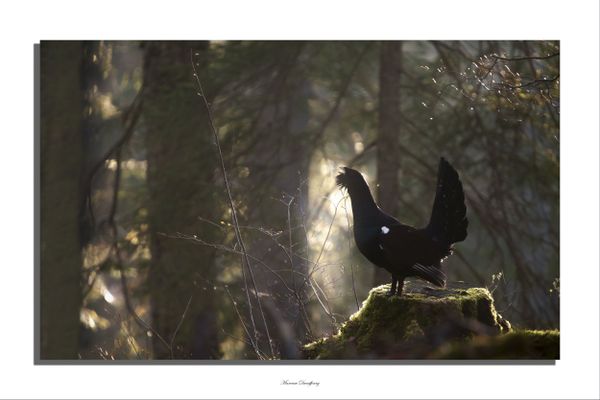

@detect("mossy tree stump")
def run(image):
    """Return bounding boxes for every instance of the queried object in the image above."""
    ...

[432,329,559,359]
[304,282,513,359]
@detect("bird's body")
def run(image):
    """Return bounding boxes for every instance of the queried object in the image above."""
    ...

[336,158,468,296]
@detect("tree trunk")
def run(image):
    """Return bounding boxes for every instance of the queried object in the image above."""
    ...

[40,41,84,359]
[143,41,221,359]
[375,41,403,286]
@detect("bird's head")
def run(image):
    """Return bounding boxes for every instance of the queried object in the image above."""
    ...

[336,167,367,192]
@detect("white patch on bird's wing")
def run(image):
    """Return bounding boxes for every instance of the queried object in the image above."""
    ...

[381,226,390,234]
[378,244,384,250]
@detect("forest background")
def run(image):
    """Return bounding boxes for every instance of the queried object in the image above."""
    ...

[40,40,559,360]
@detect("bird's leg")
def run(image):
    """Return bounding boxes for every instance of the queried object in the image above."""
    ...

[387,275,398,297]
[395,277,405,296]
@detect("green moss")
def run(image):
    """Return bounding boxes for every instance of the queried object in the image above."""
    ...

[403,320,425,340]
[303,282,513,359]
[433,329,559,359]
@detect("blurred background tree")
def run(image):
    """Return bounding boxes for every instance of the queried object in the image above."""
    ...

[143,41,222,359]
[39,40,559,360]
[40,41,84,359]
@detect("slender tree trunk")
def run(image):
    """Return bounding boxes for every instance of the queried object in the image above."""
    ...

[143,41,221,359]
[144,42,220,359]
[375,41,403,286]
[40,41,84,359]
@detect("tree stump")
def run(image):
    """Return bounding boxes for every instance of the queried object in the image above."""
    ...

[302,281,541,360]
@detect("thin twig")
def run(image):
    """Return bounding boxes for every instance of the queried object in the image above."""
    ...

[343,196,360,311]
[499,74,559,89]
[312,196,345,271]
[220,328,268,360]
[280,194,313,336]
[224,285,264,359]
[169,295,194,359]
[311,43,371,144]
[191,52,275,358]
[109,148,171,354]
[285,195,296,292]
[82,88,144,227]
[491,53,559,61]
[164,232,295,294]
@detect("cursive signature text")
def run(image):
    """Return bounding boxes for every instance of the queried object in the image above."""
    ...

[281,379,320,387]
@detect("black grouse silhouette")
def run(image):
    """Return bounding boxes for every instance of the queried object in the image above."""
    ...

[336,158,468,296]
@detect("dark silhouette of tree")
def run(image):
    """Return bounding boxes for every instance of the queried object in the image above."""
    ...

[375,41,403,286]
[40,41,84,359]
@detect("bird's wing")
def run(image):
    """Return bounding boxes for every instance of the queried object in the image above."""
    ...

[377,226,446,287]
[375,224,413,259]
[425,157,468,245]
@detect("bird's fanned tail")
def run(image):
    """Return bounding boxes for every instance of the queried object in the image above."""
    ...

[425,157,468,246]
[411,263,446,287]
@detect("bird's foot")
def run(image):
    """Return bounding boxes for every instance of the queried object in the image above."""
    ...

[386,288,404,297]
[395,280,405,297]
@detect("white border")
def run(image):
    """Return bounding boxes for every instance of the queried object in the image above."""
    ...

[0,0,598,398]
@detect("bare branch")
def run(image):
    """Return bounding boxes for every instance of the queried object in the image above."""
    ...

[169,295,194,359]
[107,148,171,354]
[491,53,559,62]
[191,51,275,358]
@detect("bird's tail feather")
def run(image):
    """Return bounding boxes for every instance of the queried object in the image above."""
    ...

[411,263,446,287]
[426,157,468,245]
